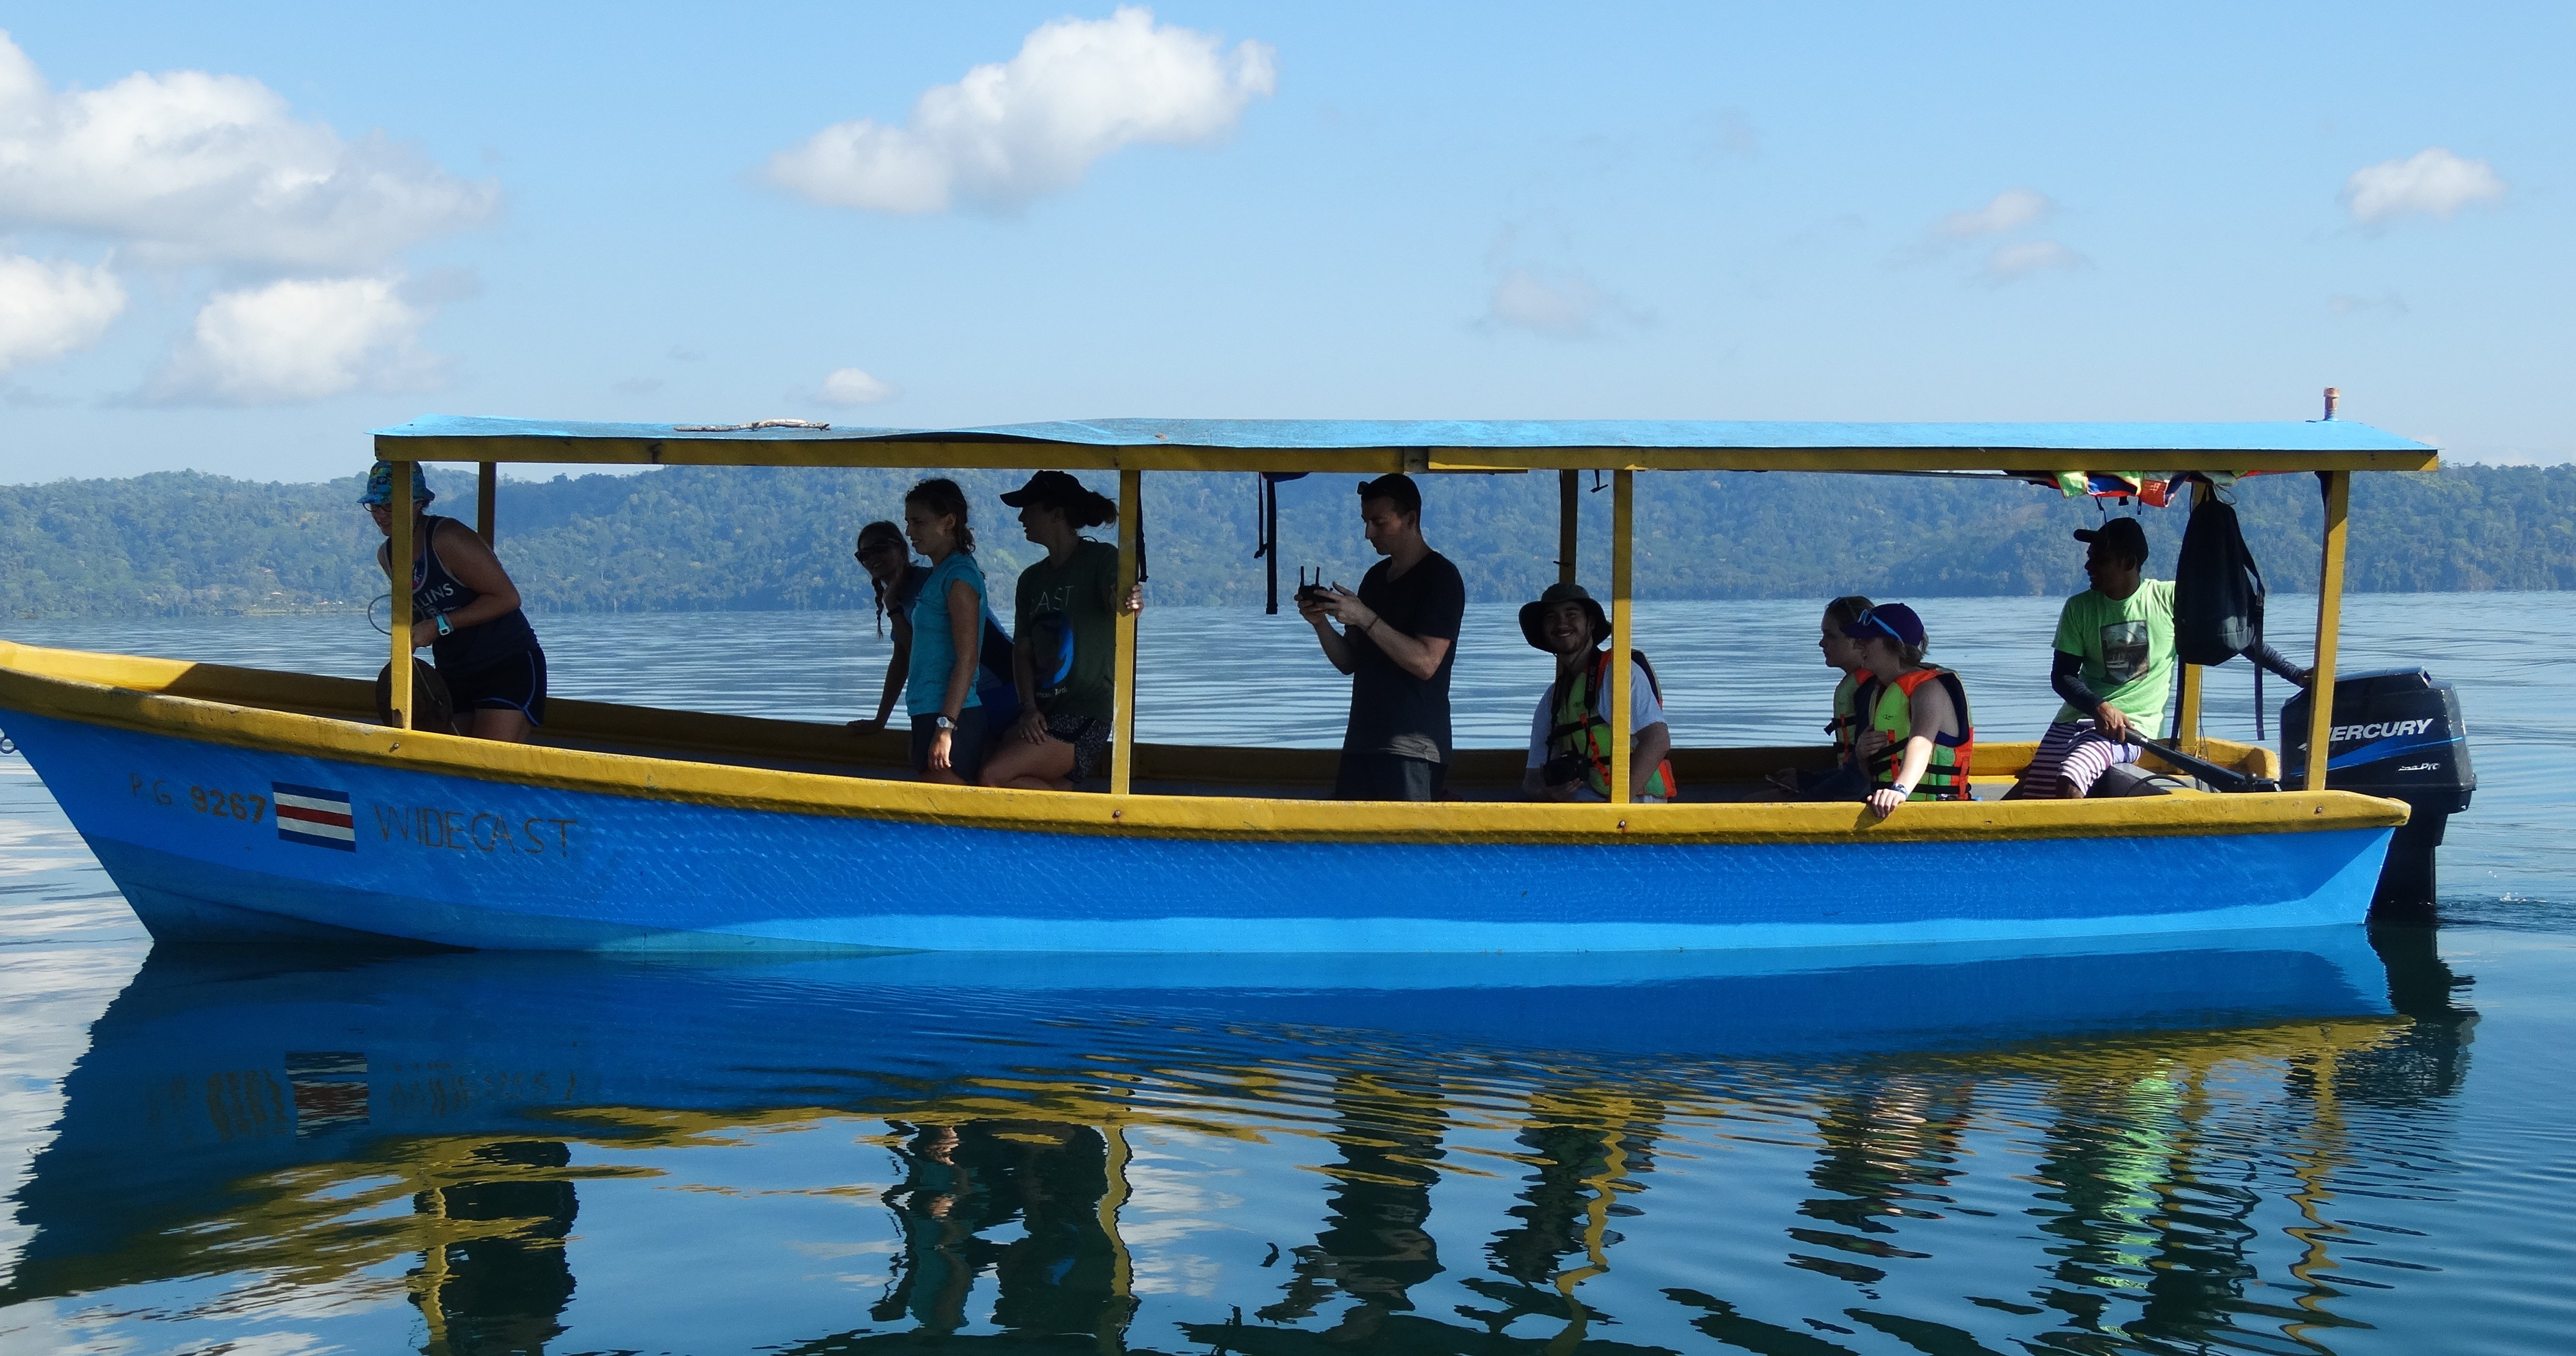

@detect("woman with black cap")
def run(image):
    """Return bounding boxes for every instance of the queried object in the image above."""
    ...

[361,460,547,742]
[980,471,1142,791]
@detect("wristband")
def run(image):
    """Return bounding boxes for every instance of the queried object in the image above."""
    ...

[435,613,452,637]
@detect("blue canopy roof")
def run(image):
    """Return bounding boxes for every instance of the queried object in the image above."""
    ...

[373,415,2436,473]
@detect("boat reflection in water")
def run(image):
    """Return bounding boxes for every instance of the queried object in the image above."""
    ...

[3,928,2474,1355]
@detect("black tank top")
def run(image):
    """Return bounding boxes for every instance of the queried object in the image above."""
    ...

[407,515,540,673]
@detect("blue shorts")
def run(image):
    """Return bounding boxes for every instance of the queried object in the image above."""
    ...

[441,649,547,726]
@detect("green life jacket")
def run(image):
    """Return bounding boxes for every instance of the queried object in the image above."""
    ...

[1855,665,1975,801]
[1549,650,1677,801]
[1828,670,1864,764]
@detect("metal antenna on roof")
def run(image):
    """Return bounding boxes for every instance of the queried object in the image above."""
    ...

[2322,387,2339,421]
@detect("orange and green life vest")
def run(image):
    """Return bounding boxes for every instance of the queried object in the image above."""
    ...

[1549,650,1678,801]
[1855,665,1975,801]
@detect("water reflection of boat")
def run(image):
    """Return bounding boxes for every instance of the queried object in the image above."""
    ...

[1,929,2468,1352]
[0,417,2432,951]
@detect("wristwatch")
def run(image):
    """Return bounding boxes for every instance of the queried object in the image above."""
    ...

[933,714,955,731]
[434,614,452,637]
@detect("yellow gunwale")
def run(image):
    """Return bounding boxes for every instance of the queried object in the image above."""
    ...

[0,640,2407,848]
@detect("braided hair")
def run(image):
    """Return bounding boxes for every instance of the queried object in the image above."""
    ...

[856,520,907,636]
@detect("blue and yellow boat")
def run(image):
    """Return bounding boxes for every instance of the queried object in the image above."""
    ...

[0,416,2435,952]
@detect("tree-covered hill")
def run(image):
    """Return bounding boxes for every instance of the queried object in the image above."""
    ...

[3,461,2570,618]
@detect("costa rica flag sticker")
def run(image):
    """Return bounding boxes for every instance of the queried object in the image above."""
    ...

[272,783,357,851]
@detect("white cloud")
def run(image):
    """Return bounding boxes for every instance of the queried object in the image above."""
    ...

[2328,292,2410,318]
[1487,267,1610,338]
[815,366,898,405]
[0,253,123,371]
[1939,187,2052,239]
[764,6,1276,214]
[143,274,438,405]
[0,29,496,270]
[1981,239,2085,284]
[2344,148,2505,225]
[1482,265,1652,339]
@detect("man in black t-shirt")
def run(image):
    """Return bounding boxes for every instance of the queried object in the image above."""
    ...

[1298,473,1468,800]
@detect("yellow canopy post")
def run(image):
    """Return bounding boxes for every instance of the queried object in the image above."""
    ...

[1096,1125,1135,1346]
[1110,469,1141,796]
[387,465,415,731]
[2174,480,2209,744]
[1558,469,1580,585]
[476,462,497,544]
[2304,471,2351,791]
[1609,470,1634,806]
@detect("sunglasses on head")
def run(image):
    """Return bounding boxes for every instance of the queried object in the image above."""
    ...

[1855,609,1904,642]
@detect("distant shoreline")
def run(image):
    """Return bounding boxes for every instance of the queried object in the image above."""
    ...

[0,587,2531,627]
[6,462,2570,617]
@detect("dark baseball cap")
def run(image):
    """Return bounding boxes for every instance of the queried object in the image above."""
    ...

[1841,602,1927,648]
[2073,515,2150,561]
[999,470,1089,507]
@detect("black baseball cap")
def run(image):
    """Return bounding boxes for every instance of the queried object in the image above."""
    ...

[999,470,1089,507]
[2073,515,2150,561]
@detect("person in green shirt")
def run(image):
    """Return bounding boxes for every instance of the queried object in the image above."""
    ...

[2011,516,2306,798]
[980,471,1142,791]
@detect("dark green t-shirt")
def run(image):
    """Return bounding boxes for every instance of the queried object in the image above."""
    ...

[1014,539,1120,722]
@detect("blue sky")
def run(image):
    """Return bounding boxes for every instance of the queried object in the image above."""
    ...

[1,2,2566,483]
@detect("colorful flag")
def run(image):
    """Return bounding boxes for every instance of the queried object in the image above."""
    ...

[272,782,356,851]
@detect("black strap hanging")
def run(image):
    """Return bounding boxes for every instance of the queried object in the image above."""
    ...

[1251,472,1306,614]
[1254,474,1280,614]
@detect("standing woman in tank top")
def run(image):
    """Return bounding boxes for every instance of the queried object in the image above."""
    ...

[363,461,549,743]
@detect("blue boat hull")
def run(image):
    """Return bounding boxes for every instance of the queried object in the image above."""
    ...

[6,708,2395,953]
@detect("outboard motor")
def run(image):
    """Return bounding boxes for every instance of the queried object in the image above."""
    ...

[2281,668,2474,923]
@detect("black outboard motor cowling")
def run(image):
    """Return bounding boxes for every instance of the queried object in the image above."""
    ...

[2281,668,2474,922]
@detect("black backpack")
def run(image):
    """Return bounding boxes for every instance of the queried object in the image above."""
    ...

[2173,495,2265,666]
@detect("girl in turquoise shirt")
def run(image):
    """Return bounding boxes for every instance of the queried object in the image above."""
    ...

[902,479,988,784]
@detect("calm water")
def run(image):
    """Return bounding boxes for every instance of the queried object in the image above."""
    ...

[1,595,2572,1355]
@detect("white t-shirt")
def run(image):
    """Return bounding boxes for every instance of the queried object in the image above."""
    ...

[1526,658,1669,801]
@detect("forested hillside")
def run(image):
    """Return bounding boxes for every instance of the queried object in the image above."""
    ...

[3,462,2570,618]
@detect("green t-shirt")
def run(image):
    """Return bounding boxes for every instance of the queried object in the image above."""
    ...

[2052,578,2175,737]
[1014,539,1121,722]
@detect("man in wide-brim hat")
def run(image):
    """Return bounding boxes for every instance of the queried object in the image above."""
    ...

[1519,582,1675,803]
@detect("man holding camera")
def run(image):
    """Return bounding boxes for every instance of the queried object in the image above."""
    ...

[1299,473,1466,800]
[1519,582,1675,803]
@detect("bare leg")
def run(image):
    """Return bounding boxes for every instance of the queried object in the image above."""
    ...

[464,707,534,743]
[980,733,1078,790]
